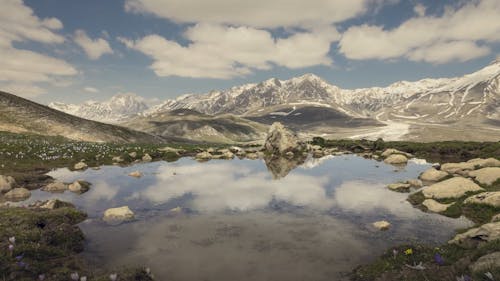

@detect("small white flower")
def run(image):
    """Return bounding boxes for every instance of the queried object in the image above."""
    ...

[485,272,494,280]
[80,277,87,281]
[8,244,14,251]
[38,274,45,280]
[8,237,15,244]
[109,273,117,281]
[70,272,79,280]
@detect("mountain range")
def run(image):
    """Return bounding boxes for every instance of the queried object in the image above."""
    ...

[48,60,500,142]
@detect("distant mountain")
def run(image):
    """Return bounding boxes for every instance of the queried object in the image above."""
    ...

[0,91,165,143]
[49,93,149,124]
[47,61,500,141]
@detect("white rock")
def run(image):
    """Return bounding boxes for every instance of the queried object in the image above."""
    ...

[464,192,500,207]
[112,156,124,163]
[42,181,68,192]
[469,252,500,273]
[468,167,500,186]
[422,199,453,213]
[74,162,88,170]
[103,206,135,223]
[246,152,259,160]
[68,180,90,194]
[406,179,423,188]
[4,188,31,201]
[373,220,391,230]
[0,175,16,193]
[441,158,500,174]
[381,149,412,158]
[128,152,137,158]
[419,168,449,182]
[142,153,153,162]
[422,177,483,199]
[195,151,212,160]
[387,182,411,192]
[383,154,408,165]
[128,171,143,178]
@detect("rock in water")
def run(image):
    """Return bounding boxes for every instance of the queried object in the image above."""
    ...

[142,153,153,162]
[42,181,68,193]
[373,220,391,230]
[383,154,408,165]
[419,168,449,182]
[74,162,88,170]
[264,122,306,156]
[4,188,31,202]
[0,175,16,193]
[422,199,453,213]
[103,206,135,223]
[68,180,91,194]
[128,171,143,178]
[422,177,483,199]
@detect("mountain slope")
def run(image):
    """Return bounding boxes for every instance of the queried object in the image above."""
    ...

[0,91,165,143]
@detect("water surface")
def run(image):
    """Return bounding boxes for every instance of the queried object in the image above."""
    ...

[28,155,471,281]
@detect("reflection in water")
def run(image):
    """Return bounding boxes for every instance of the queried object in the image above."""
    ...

[27,155,473,281]
[264,154,307,179]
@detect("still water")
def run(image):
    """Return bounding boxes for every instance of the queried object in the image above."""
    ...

[29,155,471,280]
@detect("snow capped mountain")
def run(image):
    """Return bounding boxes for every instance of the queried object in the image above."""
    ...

[49,93,149,123]
[50,61,500,125]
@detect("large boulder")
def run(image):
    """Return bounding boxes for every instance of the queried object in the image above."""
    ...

[464,192,500,208]
[422,199,453,213]
[449,221,500,245]
[383,154,408,165]
[419,168,449,182]
[42,181,68,193]
[469,252,500,273]
[4,188,31,202]
[441,158,500,174]
[264,122,306,156]
[422,177,483,199]
[103,206,135,223]
[68,180,91,194]
[468,167,500,186]
[0,175,16,193]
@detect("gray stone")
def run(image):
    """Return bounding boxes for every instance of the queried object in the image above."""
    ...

[422,177,483,199]
[387,182,411,192]
[381,148,412,158]
[68,180,90,194]
[422,199,453,213]
[419,168,449,182]
[406,179,423,188]
[470,252,500,273]
[42,181,67,192]
[0,175,15,193]
[464,192,500,207]
[373,220,391,230]
[195,151,212,161]
[468,167,500,186]
[383,154,408,165]
[103,206,135,223]
[74,161,88,170]
[263,122,306,155]
[449,221,500,245]
[142,153,153,162]
[4,188,31,202]
[39,199,74,210]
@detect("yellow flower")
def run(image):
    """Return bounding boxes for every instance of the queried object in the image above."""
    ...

[404,248,413,255]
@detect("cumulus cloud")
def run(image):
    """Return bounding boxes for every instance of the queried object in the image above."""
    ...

[0,0,76,97]
[124,0,368,28]
[339,0,500,63]
[120,24,338,78]
[74,30,114,60]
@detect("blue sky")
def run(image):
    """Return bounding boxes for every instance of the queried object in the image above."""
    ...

[1,0,499,104]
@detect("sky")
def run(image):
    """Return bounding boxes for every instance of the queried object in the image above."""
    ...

[1,0,499,104]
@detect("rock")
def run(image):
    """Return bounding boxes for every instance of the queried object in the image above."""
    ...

[206,148,215,153]
[422,199,453,213]
[381,148,412,158]
[406,179,423,188]
[470,252,500,273]
[128,152,137,158]
[128,171,143,178]
[229,146,243,153]
[42,181,68,192]
[103,206,135,223]
[159,146,183,154]
[246,153,259,160]
[0,175,16,193]
[373,220,391,230]
[112,156,124,163]
[68,180,91,194]
[74,162,88,170]
[4,188,31,202]
[464,192,500,207]
[195,151,212,161]
[142,153,153,162]
[263,122,306,155]
[492,214,500,222]
[40,199,74,210]
[449,221,500,245]
[387,182,411,192]
[383,154,408,165]
[285,151,295,158]
[221,151,234,159]
[441,158,500,174]
[419,168,449,182]
[422,177,484,199]
[468,167,500,186]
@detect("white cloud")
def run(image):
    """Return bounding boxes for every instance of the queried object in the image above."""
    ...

[74,29,114,60]
[0,0,76,97]
[84,86,99,93]
[124,0,369,28]
[339,0,500,63]
[120,24,338,79]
